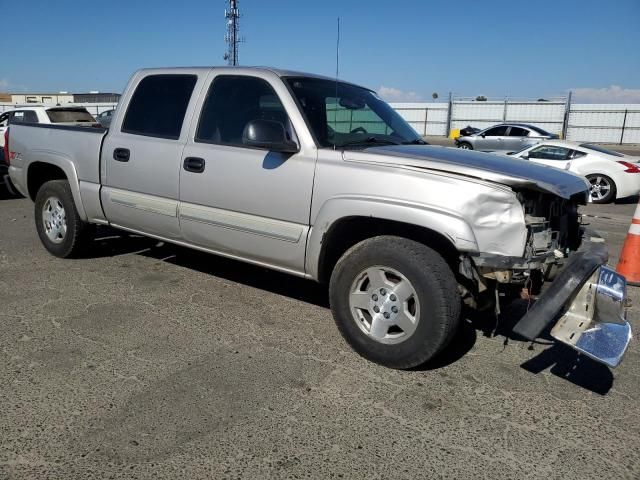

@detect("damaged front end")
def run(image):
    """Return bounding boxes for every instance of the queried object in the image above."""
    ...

[461,190,632,368]
[513,243,631,368]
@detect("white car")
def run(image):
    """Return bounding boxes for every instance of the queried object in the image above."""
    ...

[0,106,97,148]
[509,140,640,203]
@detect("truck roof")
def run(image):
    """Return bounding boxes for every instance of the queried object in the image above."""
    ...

[133,66,366,89]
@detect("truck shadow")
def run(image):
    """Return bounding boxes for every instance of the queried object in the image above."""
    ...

[472,298,613,395]
[88,226,330,307]
[85,227,613,393]
[0,186,22,200]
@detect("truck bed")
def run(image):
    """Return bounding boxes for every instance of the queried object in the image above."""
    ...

[8,122,107,191]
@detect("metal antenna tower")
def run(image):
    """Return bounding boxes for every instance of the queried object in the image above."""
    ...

[223,0,244,66]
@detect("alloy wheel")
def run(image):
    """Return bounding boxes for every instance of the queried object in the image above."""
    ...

[349,266,420,344]
[42,197,67,244]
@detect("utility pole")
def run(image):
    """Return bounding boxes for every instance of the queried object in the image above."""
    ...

[224,0,244,66]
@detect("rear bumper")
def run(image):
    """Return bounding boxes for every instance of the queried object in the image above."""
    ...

[513,242,632,368]
[615,174,640,200]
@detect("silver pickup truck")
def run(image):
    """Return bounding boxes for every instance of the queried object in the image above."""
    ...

[5,67,632,369]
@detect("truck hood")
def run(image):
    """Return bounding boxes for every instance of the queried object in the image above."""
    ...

[343,145,590,200]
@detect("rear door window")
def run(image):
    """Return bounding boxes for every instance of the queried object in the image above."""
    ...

[484,126,508,136]
[23,111,39,123]
[122,74,197,140]
[508,127,528,136]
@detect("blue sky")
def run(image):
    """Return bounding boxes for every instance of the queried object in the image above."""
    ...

[1,0,639,102]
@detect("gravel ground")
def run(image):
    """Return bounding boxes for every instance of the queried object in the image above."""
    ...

[1,189,639,480]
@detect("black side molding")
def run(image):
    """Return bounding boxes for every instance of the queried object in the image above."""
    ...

[512,243,608,341]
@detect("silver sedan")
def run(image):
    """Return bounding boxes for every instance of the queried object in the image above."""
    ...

[455,123,558,152]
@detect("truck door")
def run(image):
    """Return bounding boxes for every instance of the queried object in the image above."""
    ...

[178,73,316,274]
[101,72,204,239]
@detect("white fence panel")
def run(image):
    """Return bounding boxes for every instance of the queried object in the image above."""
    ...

[505,102,565,135]
[452,101,504,122]
[396,99,640,144]
[566,104,640,144]
[3,98,640,144]
[623,111,640,143]
[451,100,566,135]
[566,127,622,143]
[505,102,565,122]
[391,102,448,136]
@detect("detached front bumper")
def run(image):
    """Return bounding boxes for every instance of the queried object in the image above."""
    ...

[513,243,632,368]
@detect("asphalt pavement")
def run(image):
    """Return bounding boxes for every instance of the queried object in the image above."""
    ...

[1,189,639,479]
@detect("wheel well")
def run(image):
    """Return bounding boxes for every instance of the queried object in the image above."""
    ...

[317,216,460,283]
[27,162,67,200]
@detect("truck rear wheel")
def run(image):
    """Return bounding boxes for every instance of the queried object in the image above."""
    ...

[329,236,461,369]
[34,180,93,258]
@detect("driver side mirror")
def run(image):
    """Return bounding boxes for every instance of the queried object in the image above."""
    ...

[242,119,299,154]
[481,133,486,138]
[520,152,529,159]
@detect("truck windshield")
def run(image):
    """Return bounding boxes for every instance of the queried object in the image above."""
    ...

[46,108,96,123]
[285,77,423,149]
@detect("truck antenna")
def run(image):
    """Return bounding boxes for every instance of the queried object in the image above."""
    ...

[333,17,340,150]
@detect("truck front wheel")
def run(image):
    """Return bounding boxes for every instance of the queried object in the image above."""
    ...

[329,236,461,369]
[34,180,93,258]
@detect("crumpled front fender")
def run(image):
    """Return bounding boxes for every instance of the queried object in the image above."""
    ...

[306,195,479,281]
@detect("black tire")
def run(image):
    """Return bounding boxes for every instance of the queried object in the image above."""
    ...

[329,236,461,369]
[586,174,616,204]
[34,179,93,258]
[457,142,473,150]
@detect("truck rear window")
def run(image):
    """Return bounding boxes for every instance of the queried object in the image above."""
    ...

[46,108,96,123]
[122,74,197,140]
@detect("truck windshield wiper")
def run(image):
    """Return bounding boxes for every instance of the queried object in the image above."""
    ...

[401,138,428,145]
[339,137,400,148]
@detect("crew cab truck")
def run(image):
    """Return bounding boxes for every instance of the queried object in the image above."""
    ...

[6,67,632,369]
